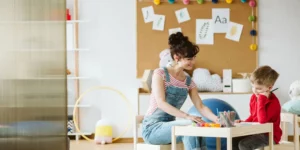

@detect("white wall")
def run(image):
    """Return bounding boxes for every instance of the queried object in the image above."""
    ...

[67,0,138,138]
[72,0,300,138]
[258,0,300,103]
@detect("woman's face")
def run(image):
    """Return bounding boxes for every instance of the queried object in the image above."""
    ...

[177,56,196,70]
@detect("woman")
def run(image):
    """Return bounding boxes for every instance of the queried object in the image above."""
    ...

[141,32,219,150]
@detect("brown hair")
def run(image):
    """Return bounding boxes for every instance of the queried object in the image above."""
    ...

[168,32,199,59]
[250,65,279,86]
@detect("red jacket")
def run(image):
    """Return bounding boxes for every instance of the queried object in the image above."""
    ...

[244,93,282,144]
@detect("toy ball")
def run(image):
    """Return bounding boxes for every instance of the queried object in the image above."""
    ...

[250,44,258,51]
[183,0,190,5]
[248,15,256,22]
[168,0,175,4]
[197,0,204,4]
[250,30,257,36]
[241,0,247,3]
[212,0,218,4]
[154,0,161,5]
[249,0,256,7]
[226,0,233,4]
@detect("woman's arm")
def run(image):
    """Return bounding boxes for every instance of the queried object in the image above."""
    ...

[152,73,189,119]
[189,87,219,123]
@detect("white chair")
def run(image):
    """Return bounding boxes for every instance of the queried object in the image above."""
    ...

[260,113,299,150]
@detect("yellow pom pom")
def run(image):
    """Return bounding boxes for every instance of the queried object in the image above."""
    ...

[250,44,257,51]
[226,0,233,4]
[154,0,161,5]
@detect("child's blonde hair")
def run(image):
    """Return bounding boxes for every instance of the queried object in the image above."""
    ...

[250,65,279,86]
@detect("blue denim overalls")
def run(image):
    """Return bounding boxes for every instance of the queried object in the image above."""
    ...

[142,67,207,150]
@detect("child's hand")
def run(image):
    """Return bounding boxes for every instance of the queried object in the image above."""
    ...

[259,90,270,98]
[234,120,242,123]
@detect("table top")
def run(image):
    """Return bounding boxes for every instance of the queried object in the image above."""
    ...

[173,123,273,138]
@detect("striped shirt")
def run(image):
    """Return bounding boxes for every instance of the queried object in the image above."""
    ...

[145,68,197,116]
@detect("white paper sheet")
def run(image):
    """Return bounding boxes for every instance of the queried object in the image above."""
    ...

[142,6,155,23]
[175,8,191,23]
[196,19,214,45]
[225,22,243,42]
[212,8,230,33]
[169,28,182,35]
[152,15,165,31]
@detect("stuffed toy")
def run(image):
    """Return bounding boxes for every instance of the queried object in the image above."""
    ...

[192,68,223,92]
[159,49,173,68]
[282,80,300,115]
[159,49,190,76]
[289,80,300,100]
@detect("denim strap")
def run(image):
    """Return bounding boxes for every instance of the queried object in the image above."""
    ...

[163,67,170,82]
[186,76,191,86]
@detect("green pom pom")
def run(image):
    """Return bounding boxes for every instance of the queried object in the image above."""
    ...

[248,15,256,22]
[197,0,204,4]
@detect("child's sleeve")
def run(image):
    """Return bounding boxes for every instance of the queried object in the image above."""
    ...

[256,95,270,123]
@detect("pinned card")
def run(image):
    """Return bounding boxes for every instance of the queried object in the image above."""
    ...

[142,6,155,23]
[175,8,190,23]
[169,28,182,35]
[152,15,165,31]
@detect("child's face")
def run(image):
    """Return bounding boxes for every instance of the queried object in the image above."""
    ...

[251,82,272,96]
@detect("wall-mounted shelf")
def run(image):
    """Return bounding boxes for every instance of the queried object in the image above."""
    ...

[68,132,92,140]
[67,104,91,108]
[0,20,89,24]
[67,48,89,51]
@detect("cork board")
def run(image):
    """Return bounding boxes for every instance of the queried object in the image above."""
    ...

[136,0,258,78]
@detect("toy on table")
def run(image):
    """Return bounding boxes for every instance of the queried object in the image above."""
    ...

[219,111,236,127]
[192,122,221,128]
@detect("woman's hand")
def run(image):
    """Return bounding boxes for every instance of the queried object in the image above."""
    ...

[235,119,242,123]
[185,114,205,124]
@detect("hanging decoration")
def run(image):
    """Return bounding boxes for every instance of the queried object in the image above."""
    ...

[248,15,256,22]
[226,0,233,4]
[197,0,204,4]
[168,0,175,4]
[250,30,257,36]
[183,0,190,5]
[212,0,218,4]
[154,0,161,5]
[250,44,257,51]
[249,0,256,7]
[249,0,258,51]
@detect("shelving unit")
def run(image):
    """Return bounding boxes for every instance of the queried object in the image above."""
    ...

[66,0,92,140]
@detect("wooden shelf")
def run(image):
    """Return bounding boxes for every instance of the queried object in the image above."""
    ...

[0,20,88,24]
[67,48,89,51]
[68,132,92,136]
[68,104,91,108]
[139,92,252,95]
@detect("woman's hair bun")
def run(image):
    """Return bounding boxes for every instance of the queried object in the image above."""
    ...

[168,32,188,47]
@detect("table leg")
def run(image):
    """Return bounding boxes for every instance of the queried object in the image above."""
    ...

[269,131,273,150]
[227,137,232,150]
[216,137,221,150]
[172,127,176,150]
